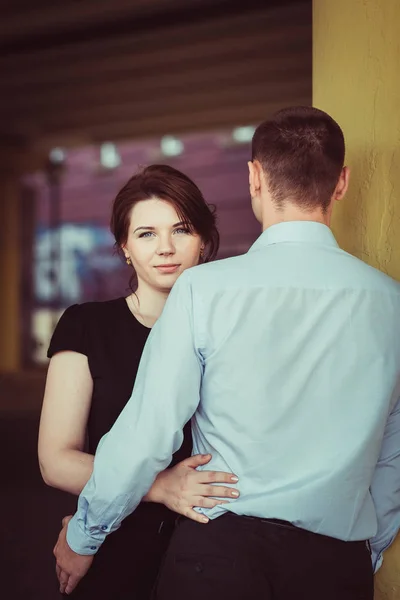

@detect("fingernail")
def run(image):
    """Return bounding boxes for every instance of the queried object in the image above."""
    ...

[202,516,209,523]
[231,476,239,482]
[231,490,239,497]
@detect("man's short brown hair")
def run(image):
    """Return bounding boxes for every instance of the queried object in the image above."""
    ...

[252,106,345,212]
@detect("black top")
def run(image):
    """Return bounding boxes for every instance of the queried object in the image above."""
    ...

[48,297,191,460]
[47,297,192,598]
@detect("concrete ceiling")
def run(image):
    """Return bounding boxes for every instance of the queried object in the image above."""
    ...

[0,0,312,159]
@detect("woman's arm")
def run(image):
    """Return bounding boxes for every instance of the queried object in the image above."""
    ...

[38,351,94,496]
[39,352,239,514]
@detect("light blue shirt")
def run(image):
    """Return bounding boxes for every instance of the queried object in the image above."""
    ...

[67,221,400,572]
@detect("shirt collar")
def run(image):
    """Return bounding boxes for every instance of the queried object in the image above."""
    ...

[249,221,339,253]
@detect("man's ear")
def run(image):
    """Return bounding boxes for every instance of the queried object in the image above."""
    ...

[334,166,350,201]
[248,160,262,198]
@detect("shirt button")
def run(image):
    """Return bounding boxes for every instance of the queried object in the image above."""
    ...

[90,546,96,551]
[101,525,108,531]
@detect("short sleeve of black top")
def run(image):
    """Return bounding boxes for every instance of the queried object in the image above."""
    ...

[48,298,192,462]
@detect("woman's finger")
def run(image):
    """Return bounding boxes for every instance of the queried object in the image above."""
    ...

[197,470,239,484]
[180,454,212,469]
[200,484,240,499]
[184,508,210,524]
[194,497,230,509]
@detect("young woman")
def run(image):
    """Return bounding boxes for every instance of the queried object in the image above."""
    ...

[38,165,239,598]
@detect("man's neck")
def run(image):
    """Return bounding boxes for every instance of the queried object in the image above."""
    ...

[261,205,331,232]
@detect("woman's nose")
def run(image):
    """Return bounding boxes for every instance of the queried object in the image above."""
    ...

[156,235,175,255]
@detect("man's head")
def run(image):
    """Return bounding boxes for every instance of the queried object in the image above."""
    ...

[249,106,350,228]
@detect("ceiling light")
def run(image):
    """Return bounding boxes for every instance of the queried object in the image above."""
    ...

[49,147,66,164]
[232,126,256,143]
[160,135,184,157]
[100,142,121,169]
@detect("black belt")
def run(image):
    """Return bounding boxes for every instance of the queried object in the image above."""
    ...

[227,513,296,529]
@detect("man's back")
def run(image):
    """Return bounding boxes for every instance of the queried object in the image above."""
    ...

[189,221,400,542]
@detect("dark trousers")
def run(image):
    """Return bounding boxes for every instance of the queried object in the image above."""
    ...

[154,513,374,600]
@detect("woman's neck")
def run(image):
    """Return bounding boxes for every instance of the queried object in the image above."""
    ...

[128,280,170,327]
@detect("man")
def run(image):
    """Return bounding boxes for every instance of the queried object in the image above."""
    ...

[54,106,400,599]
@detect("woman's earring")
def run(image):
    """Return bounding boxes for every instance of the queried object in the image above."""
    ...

[126,256,132,265]
[200,247,205,258]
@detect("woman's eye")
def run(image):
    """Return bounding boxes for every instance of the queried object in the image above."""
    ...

[138,231,155,238]
[174,227,191,235]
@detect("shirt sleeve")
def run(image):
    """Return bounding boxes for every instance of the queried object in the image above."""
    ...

[66,271,203,555]
[369,394,400,572]
[47,304,87,358]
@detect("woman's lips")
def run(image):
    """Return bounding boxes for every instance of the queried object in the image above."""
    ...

[154,264,181,274]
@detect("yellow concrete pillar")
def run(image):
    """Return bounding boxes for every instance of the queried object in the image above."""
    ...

[314,0,400,280]
[314,1,400,597]
[0,173,21,372]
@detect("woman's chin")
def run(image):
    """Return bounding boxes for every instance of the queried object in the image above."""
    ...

[151,271,181,290]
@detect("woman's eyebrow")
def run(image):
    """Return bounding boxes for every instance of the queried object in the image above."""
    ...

[133,222,185,234]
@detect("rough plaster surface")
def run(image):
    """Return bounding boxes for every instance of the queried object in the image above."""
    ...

[314,0,400,281]
[314,1,400,597]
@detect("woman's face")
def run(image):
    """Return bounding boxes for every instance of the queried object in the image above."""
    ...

[123,198,203,292]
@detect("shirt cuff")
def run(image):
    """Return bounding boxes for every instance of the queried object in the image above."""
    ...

[373,553,384,573]
[66,512,107,556]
